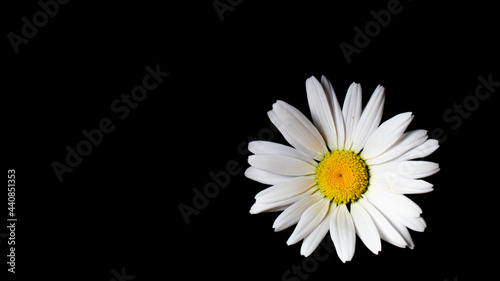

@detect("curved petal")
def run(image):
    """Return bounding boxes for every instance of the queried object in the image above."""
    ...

[306,76,337,151]
[356,197,407,248]
[364,189,415,249]
[321,76,346,150]
[351,85,385,153]
[329,204,356,263]
[269,101,328,160]
[350,201,381,255]
[364,187,422,218]
[255,175,316,203]
[378,211,415,248]
[287,196,330,245]
[250,188,315,214]
[361,112,414,160]
[268,110,320,160]
[274,101,328,156]
[367,130,428,165]
[398,139,439,161]
[273,192,323,232]
[399,215,427,232]
[342,82,362,150]
[248,155,316,176]
[301,203,335,257]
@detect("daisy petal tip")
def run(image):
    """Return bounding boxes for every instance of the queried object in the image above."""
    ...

[376,86,386,96]
[249,204,260,215]
[306,76,322,92]
[243,167,252,178]
[300,248,312,258]
[286,235,302,246]
[287,231,307,246]
[271,101,282,110]
[247,155,254,163]
[272,223,282,232]
[306,75,318,82]
[320,75,329,84]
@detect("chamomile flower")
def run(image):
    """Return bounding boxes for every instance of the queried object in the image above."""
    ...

[246,76,439,262]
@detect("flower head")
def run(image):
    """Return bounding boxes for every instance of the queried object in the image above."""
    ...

[246,76,439,262]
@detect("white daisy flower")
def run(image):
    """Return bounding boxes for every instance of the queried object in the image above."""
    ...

[245,76,439,262]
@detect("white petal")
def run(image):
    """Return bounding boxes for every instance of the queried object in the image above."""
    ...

[357,197,407,248]
[342,82,362,150]
[351,85,386,153]
[370,173,434,194]
[390,183,433,194]
[272,101,328,159]
[263,205,289,212]
[350,201,381,255]
[276,100,327,146]
[301,204,335,257]
[306,76,337,151]
[248,155,316,176]
[255,176,316,203]
[248,141,317,166]
[398,139,439,161]
[401,161,440,179]
[268,110,321,160]
[287,197,330,245]
[320,76,346,150]
[244,167,294,185]
[329,204,356,263]
[378,209,415,249]
[364,190,415,249]
[366,130,428,165]
[362,112,414,160]
[370,160,440,179]
[273,192,323,232]
[250,189,314,214]
[365,187,422,218]
[399,215,427,232]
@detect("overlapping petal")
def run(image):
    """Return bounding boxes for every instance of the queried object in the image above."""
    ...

[351,85,385,153]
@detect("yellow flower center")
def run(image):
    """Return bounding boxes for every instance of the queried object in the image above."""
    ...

[315,150,369,205]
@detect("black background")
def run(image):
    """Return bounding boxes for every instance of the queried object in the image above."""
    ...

[3,1,499,281]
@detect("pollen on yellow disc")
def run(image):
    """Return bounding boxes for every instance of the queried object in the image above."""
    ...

[315,150,370,205]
